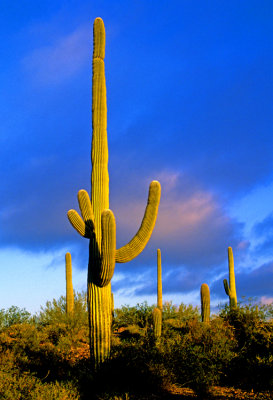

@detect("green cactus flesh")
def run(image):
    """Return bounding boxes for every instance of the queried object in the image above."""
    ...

[223,246,237,309]
[65,252,74,315]
[153,307,162,339]
[67,17,161,367]
[200,283,210,323]
[157,249,162,311]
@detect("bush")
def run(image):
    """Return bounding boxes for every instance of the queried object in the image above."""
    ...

[162,317,235,397]
[0,368,79,400]
[220,300,273,390]
[0,306,32,329]
[113,302,153,331]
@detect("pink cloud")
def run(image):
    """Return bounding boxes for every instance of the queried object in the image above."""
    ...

[260,296,273,305]
[23,25,91,85]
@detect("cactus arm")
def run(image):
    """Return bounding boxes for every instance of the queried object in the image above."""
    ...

[223,278,230,296]
[115,180,161,263]
[78,190,95,232]
[67,190,95,239]
[96,209,116,287]
[67,209,92,238]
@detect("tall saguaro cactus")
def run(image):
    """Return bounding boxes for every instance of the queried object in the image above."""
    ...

[65,252,74,315]
[223,247,237,309]
[200,283,210,323]
[67,18,161,367]
[157,249,162,311]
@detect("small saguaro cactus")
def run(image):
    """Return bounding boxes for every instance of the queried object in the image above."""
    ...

[111,292,114,320]
[153,307,162,339]
[223,246,237,309]
[200,283,210,323]
[65,252,74,315]
[67,18,161,368]
[157,249,162,311]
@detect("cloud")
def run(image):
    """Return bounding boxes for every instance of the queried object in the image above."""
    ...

[253,213,273,237]
[23,25,91,85]
[251,212,273,256]
[113,170,244,269]
[109,170,245,297]
[260,296,273,305]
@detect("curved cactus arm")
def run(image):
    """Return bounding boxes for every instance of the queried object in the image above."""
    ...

[78,190,95,232]
[223,278,230,296]
[115,180,161,263]
[96,209,116,287]
[67,209,92,238]
[68,190,95,239]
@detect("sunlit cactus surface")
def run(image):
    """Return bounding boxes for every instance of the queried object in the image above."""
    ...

[157,249,163,311]
[200,283,210,323]
[67,17,161,367]
[65,252,74,315]
[153,307,162,339]
[223,247,237,309]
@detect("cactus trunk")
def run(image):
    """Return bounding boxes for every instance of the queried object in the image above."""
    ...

[157,249,162,311]
[223,247,237,309]
[88,18,111,367]
[65,252,74,315]
[200,283,210,323]
[153,307,162,340]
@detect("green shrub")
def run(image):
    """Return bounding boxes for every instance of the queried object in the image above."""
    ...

[113,302,153,330]
[162,317,235,397]
[0,306,32,329]
[220,300,273,390]
[0,368,79,399]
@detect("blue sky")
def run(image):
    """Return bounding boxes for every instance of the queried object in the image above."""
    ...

[1,1,272,313]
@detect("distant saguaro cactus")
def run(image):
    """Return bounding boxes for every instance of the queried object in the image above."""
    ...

[67,18,161,368]
[153,307,162,339]
[65,252,74,315]
[111,292,114,320]
[223,247,237,309]
[157,249,162,311]
[200,283,210,323]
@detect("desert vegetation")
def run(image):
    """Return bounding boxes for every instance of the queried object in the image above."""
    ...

[1,15,272,400]
[0,296,272,399]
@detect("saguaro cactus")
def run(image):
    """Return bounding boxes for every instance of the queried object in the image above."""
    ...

[65,252,74,315]
[153,307,162,339]
[157,249,162,311]
[67,18,161,367]
[223,246,237,309]
[200,283,210,323]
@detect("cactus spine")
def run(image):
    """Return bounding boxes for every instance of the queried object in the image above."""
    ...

[200,283,210,323]
[65,252,74,315]
[157,249,162,311]
[67,18,161,368]
[223,247,237,309]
